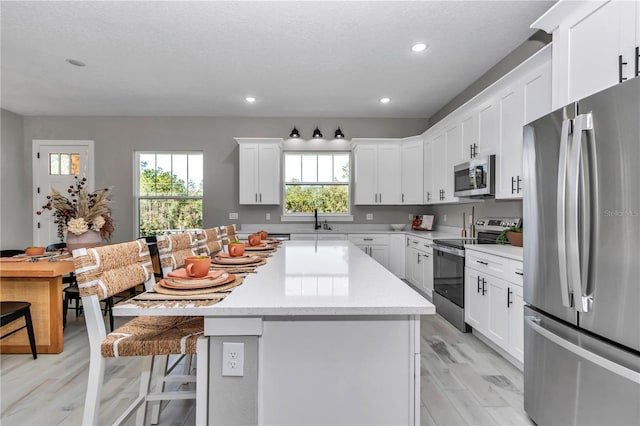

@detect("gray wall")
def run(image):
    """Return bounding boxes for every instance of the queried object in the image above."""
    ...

[21,116,429,242]
[0,109,31,250]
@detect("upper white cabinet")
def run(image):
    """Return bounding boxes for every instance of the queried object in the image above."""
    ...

[236,138,282,205]
[423,138,434,203]
[352,140,401,205]
[400,136,424,204]
[460,111,479,160]
[532,0,640,109]
[477,99,500,158]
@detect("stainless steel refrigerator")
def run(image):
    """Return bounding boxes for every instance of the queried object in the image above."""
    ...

[523,77,640,425]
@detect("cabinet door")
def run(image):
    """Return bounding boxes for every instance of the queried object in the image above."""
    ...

[423,138,434,204]
[257,143,280,204]
[496,84,525,200]
[478,99,499,157]
[239,144,259,204]
[444,123,462,202]
[388,234,406,278]
[486,276,509,348]
[401,139,423,204]
[413,249,425,291]
[460,111,479,160]
[430,133,447,203]
[464,267,488,333]
[508,285,524,363]
[370,245,389,269]
[523,61,552,125]
[353,145,378,205]
[566,0,636,103]
[421,250,434,299]
[377,144,401,205]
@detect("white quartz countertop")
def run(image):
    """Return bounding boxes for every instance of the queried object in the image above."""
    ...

[115,241,435,317]
[464,243,524,261]
[239,224,459,240]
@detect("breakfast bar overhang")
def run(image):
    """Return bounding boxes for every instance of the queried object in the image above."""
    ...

[114,240,435,425]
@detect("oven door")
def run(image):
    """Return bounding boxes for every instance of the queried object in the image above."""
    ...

[433,245,464,307]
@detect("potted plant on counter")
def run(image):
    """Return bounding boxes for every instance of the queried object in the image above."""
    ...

[496,226,523,247]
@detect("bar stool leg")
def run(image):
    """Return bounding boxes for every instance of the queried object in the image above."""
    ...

[24,308,37,359]
[63,293,70,328]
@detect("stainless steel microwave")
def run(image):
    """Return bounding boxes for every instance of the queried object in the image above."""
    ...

[453,155,495,198]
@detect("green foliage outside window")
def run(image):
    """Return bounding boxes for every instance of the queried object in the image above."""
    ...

[285,185,349,214]
[138,163,202,236]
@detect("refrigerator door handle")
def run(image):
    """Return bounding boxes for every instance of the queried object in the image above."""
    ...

[569,113,594,313]
[557,118,573,308]
[526,316,640,384]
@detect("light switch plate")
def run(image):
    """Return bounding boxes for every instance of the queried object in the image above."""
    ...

[229,212,238,220]
[366,213,373,221]
[266,213,271,220]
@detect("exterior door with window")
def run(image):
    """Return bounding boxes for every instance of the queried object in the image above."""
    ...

[33,140,94,246]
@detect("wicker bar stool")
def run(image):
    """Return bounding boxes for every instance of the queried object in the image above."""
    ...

[72,239,207,425]
[156,233,199,277]
[196,227,223,256]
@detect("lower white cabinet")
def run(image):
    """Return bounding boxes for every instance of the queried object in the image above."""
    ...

[405,236,433,298]
[317,234,346,240]
[348,234,389,269]
[465,249,524,364]
[388,234,406,278]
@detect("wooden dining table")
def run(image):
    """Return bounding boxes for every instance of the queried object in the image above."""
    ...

[0,257,74,354]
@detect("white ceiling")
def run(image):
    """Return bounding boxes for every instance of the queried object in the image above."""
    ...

[0,1,554,118]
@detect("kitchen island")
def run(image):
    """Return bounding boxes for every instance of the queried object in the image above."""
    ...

[114,240,434,425]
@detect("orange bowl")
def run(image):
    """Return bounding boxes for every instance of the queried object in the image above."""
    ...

[25,246,45,256]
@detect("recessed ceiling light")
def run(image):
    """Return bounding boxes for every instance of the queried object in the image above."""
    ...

[245,96,256,103]
[66,58,86,67]
[411,43,428,53]
[379,97,391,104]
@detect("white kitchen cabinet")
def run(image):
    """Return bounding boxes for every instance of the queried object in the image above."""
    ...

[316,233,346,240]
[464,267,489,333]
[460,110,479,160]
[477,98,500,158]
[236,138,282,205]
[352,141,401,205]
[496,84,524,200]
[533,0,640,109]
[405,235,433,298]
[423,138,434,204]
[348,234,389,269]
[465,248,524,364]
[523,60,552,125]
[388,234,406,279]
[400,136,424,204]
[427,125,460,205]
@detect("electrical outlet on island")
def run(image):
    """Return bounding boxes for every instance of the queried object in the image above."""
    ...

[366,213,373,221]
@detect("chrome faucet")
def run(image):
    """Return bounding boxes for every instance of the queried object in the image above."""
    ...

[314,209,321,230]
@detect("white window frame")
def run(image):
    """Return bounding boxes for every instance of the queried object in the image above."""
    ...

[281,151,353,222]
[133,151,204,236]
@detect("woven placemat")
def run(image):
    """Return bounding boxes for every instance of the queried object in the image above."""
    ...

[211,258,266,269]
[132,292,227,301]
[122,299,224,308]
[152,276,244,295]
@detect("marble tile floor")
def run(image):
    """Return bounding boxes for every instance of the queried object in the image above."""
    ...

[1,313,533,425]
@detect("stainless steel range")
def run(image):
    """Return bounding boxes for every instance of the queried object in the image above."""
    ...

[432,217,522,332]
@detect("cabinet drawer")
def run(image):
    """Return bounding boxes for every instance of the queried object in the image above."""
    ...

[348,234,389,245]
[504,258,524,287]
[406,236,432,251]
[317,234,346,240]
[466,250,507,277]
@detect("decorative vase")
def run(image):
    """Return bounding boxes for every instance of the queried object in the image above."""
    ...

[66,230,103,251]
[506,231,523,247]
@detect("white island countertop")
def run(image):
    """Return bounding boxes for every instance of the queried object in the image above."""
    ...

[114,240,435,317]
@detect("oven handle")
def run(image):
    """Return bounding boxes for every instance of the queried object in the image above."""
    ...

[432,244,464,257]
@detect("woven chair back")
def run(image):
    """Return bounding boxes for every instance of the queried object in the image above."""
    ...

[196,227,222,256]
[72,239,154,300]
[220,224,237,247]
[157,233,198,271]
